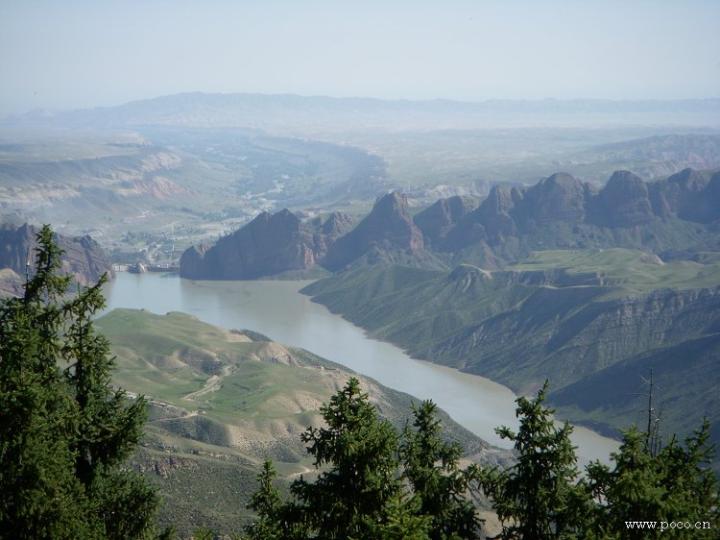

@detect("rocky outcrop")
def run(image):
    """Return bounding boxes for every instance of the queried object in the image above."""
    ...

[433,168,720,253]
[413,195,479,247]
[0,223,113,295]
[323,192,425,271]
[649,168,720,223]
[589,170,654,227]
[180,210,353,279]
[516,172,591,226]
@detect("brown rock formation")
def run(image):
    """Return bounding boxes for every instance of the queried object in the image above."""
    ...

[180,210,353,279]
[323,192,425,271]
[0,223,113,295]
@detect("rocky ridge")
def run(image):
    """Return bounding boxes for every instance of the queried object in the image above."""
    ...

[411,168,720,264]
[322,192,425,271]
[180,210,354,279]
[0,223,113,296]
[180,168,720,280]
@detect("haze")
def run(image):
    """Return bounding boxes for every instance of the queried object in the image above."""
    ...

[1,0,719,116]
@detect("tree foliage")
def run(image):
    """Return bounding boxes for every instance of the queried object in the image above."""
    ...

[243,461,284,540]
[289,377,406,538]
[479,381,719,540]
[243,379,481,539]
[401,400,481,539]
[585,422,719,539]
[477,381,592,539]
[0,225,161,539]
[245,378,719,540]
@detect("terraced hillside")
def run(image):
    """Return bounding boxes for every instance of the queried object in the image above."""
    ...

[96,309,494,536]
[302,249,720,460]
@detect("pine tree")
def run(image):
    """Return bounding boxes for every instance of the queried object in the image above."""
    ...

[243,461,283,540]
[0,226,89,538]
[478,382,592,539]
[0,225,161,539]
[63,273,157,539]
[586,422,719,539]
[362,490,432,540]
[289,377,406,538]
[401,400,481,539]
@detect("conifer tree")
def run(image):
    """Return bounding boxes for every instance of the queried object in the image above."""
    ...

[289,377,406,538]
[0,225,161,539]
[401,400,481,539]
[244,461,283,540]
[586,422,719,539]
[478,382,592,539]
[0,226,89,538]
[362,490,432,540]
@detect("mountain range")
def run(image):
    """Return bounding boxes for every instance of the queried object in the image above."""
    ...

[5,93,719,133]
[180,167,720,279]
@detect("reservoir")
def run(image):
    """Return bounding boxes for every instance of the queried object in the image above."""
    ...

[104,272,620,464]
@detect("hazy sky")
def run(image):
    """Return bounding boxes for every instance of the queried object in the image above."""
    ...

[1,0,719,115]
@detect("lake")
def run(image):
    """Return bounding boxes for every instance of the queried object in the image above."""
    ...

[104,272,620,463]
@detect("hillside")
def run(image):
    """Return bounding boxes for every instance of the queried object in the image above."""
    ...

[302,250,720,456]
[96,308,497,536]
[0,130,387,258]
[179,191,444,279]
[0,222,113,296]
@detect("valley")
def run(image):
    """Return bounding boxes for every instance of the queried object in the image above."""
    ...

[96,308,490,535]
[102,272,620,462]
[302,251,720,457]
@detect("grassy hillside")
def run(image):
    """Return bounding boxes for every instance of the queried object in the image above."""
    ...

[97,309,492,536]
[302,249,720,459]
[508,248,720,296]
[551,333,720,457]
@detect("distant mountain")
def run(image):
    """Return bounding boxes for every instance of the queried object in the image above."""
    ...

[425,168,720,265]
[4,92,719,133]
[97,308,497,536]
[179,192,442,279]
[562,134,720,182]
[323,192,427,271]
[180,168,720,279]
[180,210,353,279]
[0,223,113,296]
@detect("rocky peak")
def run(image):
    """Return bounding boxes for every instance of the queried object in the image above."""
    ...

[321,212,354,238]
[322,191,425,271]
[469,185,518,239]
[374,191,408,214]
[414,195,478,246]
[483,185,516,214]
[181,208,321,280]
[650,168,716,223]
[590,170,654,227]
[271,208,301,227]
[668,168,709,191]
[0,223,113,294]
[518,172,588,225]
